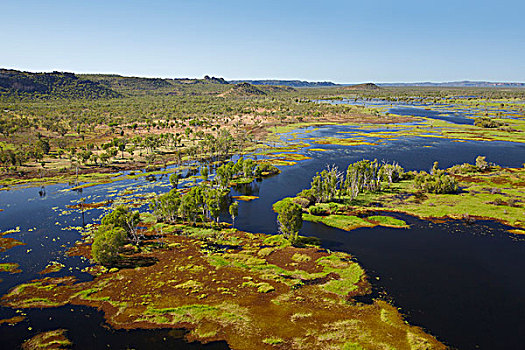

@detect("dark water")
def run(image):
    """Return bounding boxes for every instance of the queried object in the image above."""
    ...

[1,125,524,349]
[0,305,229,350]
[319,97,525,125]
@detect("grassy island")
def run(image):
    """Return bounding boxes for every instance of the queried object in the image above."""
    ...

[275,157,525,232]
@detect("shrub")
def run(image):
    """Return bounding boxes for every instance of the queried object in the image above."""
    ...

[297,189,315,204]
[475,156,489,171]
[292,197,310,208]
[414,162,458,194]
[308,205,325,216]
[414,171,458,194]
[92,226,126,266]
[275,199,303,243]
[474,117,505,128]
[101,206,140,234]
[254,163,280,177]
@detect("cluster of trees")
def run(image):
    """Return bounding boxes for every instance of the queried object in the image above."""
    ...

[91,206,140,266]
[152,158,277,226]
[215,157,257,188]
[474,117,506,128]
[152,157,280,222]
[303,160,406,206]
[298,159,459,208]
[413,162,459,194]
[150,185,227,225]
[449,156,491,174]
[0,136,51,169]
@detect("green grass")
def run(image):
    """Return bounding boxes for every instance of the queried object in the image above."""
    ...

[366,215,408,227]
[303,214,375,231]
[316,255,365,296]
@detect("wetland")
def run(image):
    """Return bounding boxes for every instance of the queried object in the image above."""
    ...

[1,80,524,349]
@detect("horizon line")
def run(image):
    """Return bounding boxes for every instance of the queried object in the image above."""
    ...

[2,66,524,85]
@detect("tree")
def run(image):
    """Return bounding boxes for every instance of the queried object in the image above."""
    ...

[229,201,239,228]
[91,226,126,266]
[101,206,141,244]
[205,188,222,224]
[201,166,209,181]
[169,173,179,188]
[275,198,302,243]
[475,156,489,171]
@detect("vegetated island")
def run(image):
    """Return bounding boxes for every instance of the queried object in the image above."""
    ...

[1,158,445,350]
[274,157,525,233]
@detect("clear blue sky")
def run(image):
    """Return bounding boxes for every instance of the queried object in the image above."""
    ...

[1,0,524,83]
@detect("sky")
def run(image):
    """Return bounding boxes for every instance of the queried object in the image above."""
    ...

[1,0,524,83]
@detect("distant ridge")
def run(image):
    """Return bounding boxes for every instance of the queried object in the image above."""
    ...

[0,69,120,99]
[228,80,337,88]
[219,83,266,97]
[343,83,380,90]
[378,81,525,88]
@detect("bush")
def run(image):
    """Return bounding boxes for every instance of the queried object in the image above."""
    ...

[92,226,126,266]
[414,171,458,194]
[292,197,310,208]
[474,117,505,128]
[255,163,280,177]
[297,189,315,204]
[274,199,303,243]
[308,205,325,216]
[449,163,479,174]
[475,156,489,171]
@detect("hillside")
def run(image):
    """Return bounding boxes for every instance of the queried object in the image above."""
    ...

[0,69,120,99]
[80,74,174,94]
[229,79,337,88]
[343,83,380,90]
[219,82,267,97]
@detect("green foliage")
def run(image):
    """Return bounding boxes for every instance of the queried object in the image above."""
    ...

[449,156,491,174]
[310,165,341,203]
[0,69,120,99]
[275,198,303,243]
[413,162,459,194]
[254,163,280,177]
[308,205,325,216]
[101,205,140,234]
[475,155,489,171]
[474,116,505,128]
[169,173,179,188]
[151,184,228,226]
[91,225,126,266]
[229,201,239,227]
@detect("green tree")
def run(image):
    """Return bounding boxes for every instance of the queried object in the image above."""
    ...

[101,206,141,244]
[201,166,209,181]
[169,173,179,188]
[275,198,302,243]
[229,201,239,228]
[91,226,126,266]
